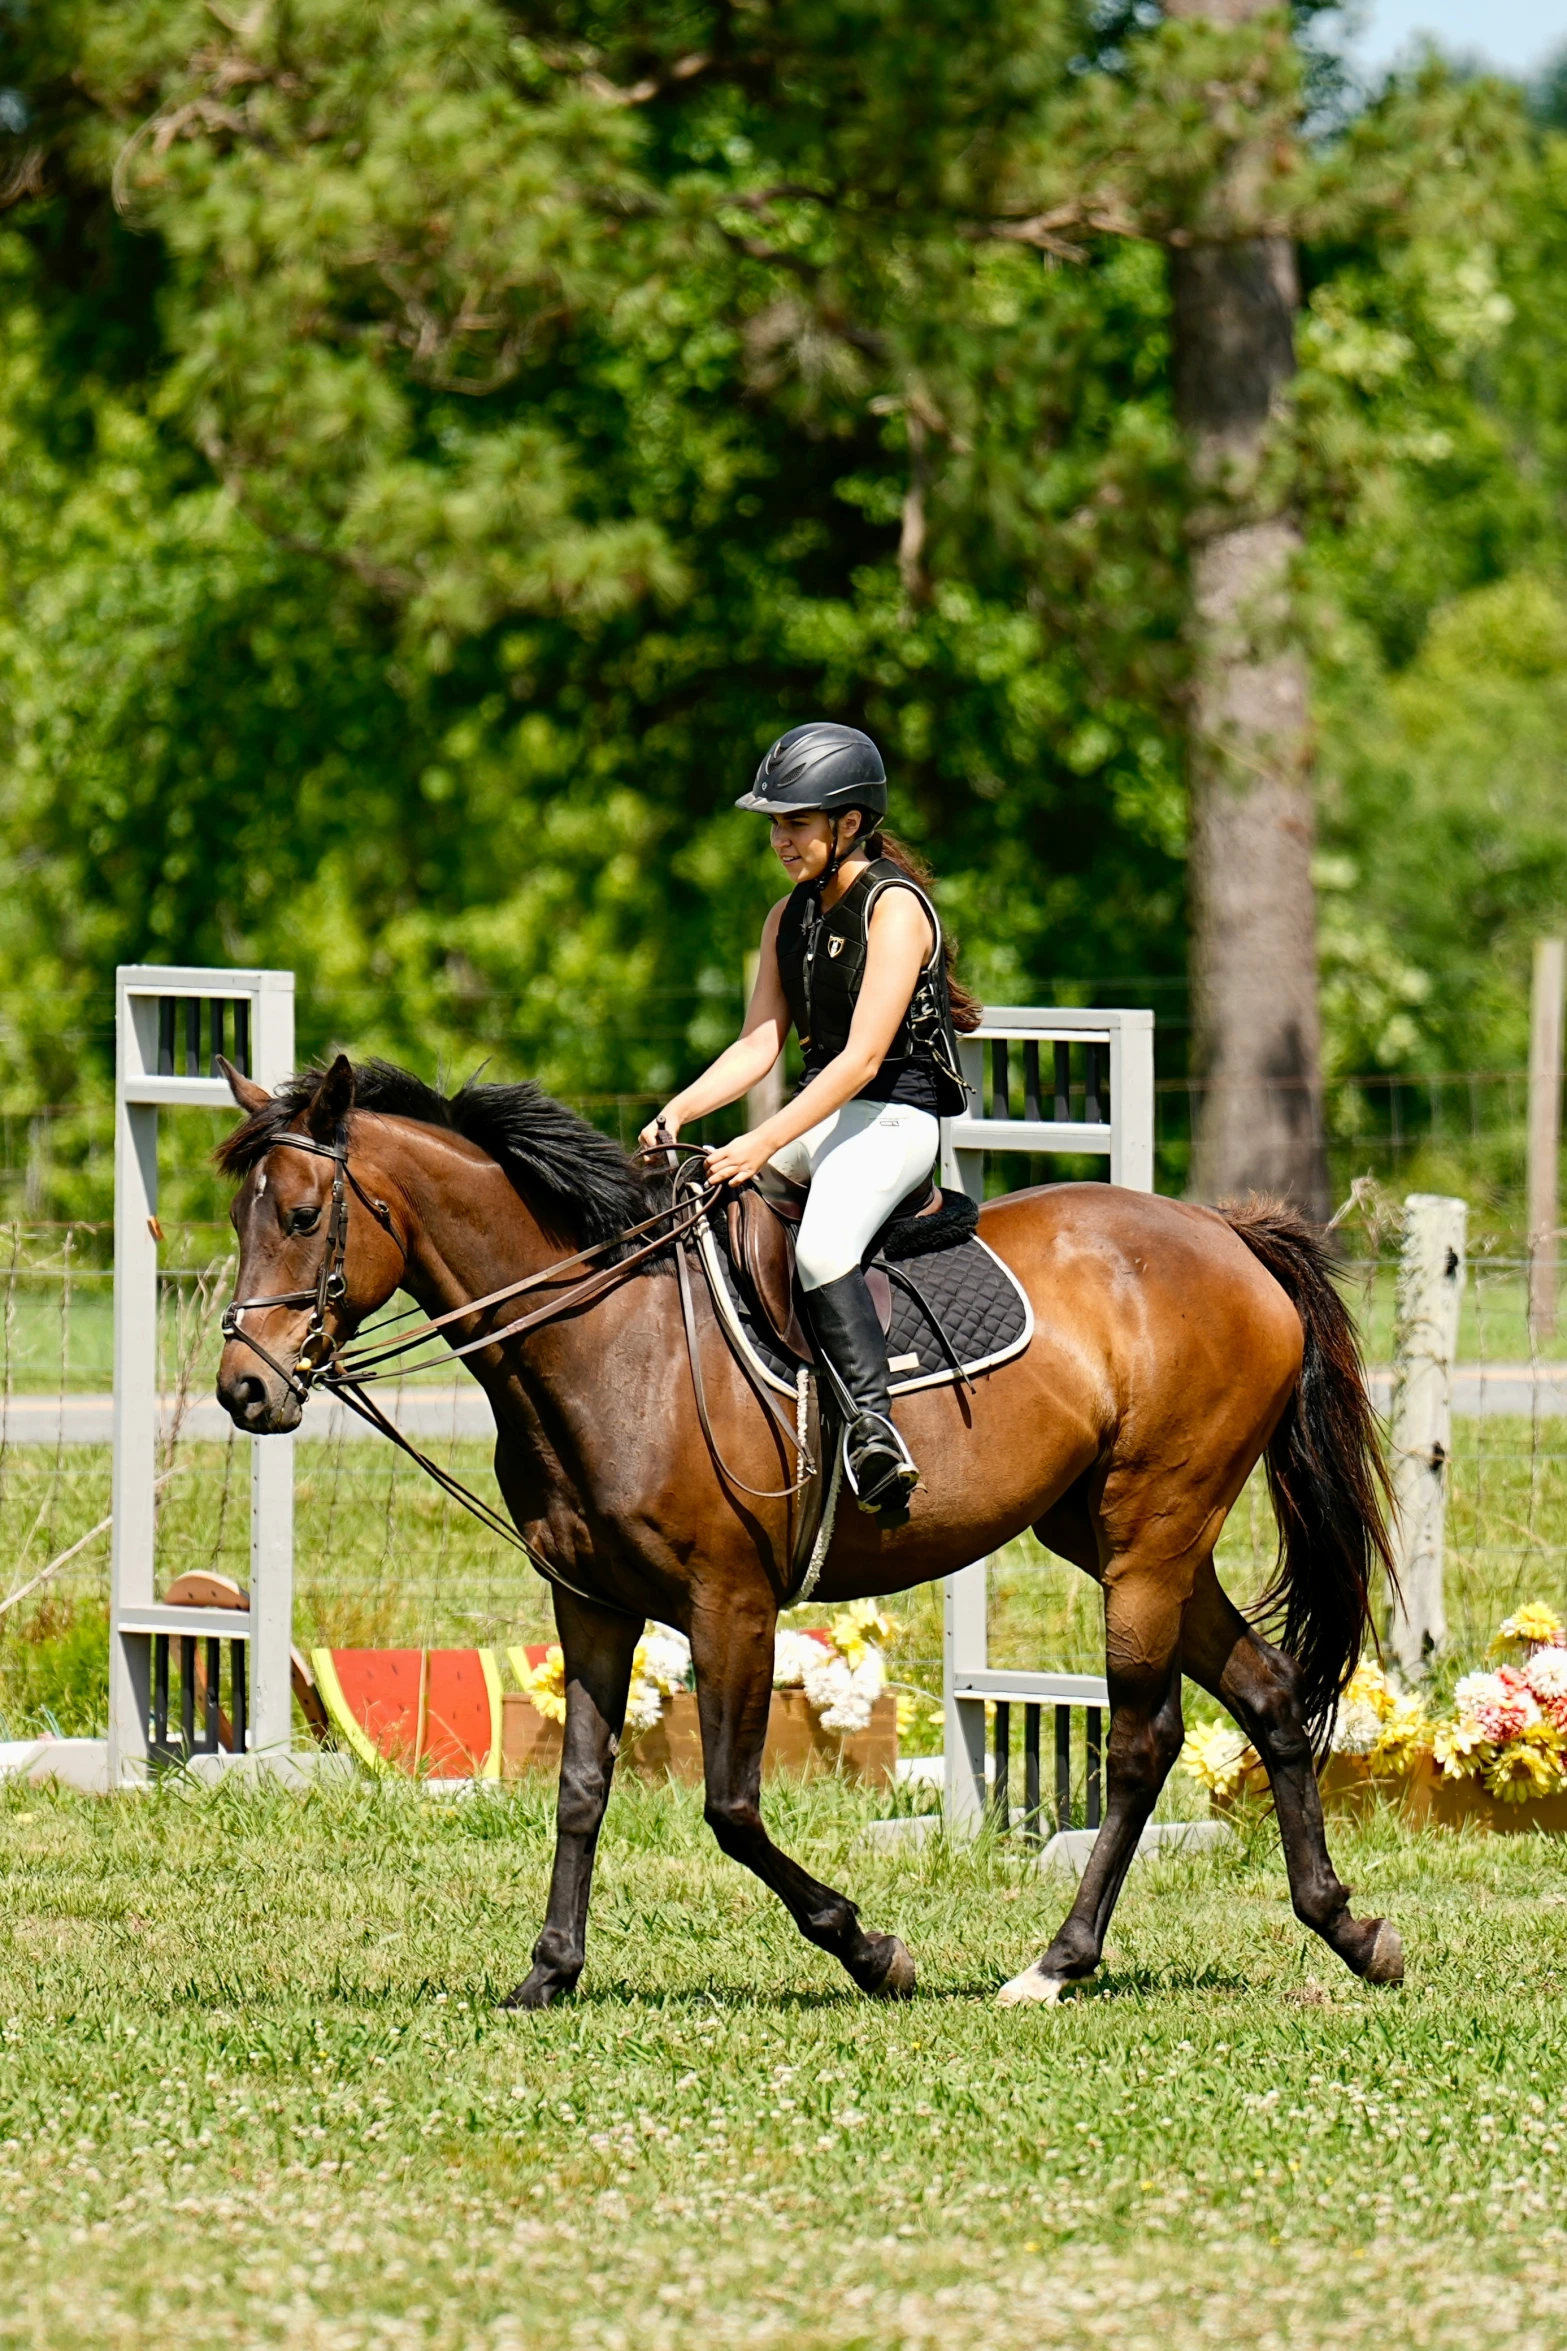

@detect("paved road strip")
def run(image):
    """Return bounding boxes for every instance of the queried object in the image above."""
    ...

[1,1368,1566,1443]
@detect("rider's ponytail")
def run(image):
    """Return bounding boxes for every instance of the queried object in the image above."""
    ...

[856,825,983,1033]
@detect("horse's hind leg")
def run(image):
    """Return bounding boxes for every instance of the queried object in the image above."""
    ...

[501,1591,642,2012]
[997,1565,1188,2008]
[1181,1556,1403,1985]
[688,1594,915,1998]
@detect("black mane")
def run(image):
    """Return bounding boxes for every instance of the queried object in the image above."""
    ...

[216,1059,664,1253]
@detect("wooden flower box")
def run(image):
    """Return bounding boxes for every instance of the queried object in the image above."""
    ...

[1215,1749,1567,1836]
[501,1687,897,1788]
[756,1688,898,1787]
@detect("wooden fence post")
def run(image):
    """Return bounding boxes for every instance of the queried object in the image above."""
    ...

[1388,1192,1467,1679]
[1528,938,1565,1345]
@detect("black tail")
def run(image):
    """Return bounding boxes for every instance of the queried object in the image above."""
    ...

[1221,1199,1395,1746]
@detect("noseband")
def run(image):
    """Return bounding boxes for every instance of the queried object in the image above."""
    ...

[219,1127,398,1403]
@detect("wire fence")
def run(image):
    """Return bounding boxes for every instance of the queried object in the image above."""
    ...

[0,1065,1554,1236]
[0,1226,560,1736]
[0,1219,1562,1739]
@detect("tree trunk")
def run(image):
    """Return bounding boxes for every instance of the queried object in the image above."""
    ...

[1167,3,1329,1219]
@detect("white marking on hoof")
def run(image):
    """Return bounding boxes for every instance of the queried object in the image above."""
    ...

[1365,1918,1405,1986]
[996,1963,1069,2008]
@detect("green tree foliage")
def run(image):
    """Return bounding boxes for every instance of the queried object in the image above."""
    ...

[0,0,1200,1117]
[0,0,1554,1195]
[1302,109,1567,1081]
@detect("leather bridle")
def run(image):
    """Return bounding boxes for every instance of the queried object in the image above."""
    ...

[219,1127,399,1405]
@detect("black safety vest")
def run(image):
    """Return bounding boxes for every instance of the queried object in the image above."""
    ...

[775,859,968,1115]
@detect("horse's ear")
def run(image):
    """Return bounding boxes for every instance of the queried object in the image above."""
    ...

[305,1054,356,1140]
[217,1055,270,1114]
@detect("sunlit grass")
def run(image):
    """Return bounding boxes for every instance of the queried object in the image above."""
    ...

[0,1775,1564,2347]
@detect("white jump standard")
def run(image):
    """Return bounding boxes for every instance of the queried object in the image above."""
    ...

[939,1006,1157,1844]
[107,964,299,1785]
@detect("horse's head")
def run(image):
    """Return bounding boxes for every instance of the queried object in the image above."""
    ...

[215,1055,406,1435]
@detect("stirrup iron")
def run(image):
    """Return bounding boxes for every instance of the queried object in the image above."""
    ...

[840,1410,918,1517]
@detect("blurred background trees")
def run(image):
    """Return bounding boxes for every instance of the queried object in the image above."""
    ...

[0,1,1563,1222]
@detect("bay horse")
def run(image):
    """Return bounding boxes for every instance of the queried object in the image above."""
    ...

[214,1054,1403,2009]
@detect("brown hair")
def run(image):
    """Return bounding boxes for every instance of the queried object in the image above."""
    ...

[853,822,983,1032]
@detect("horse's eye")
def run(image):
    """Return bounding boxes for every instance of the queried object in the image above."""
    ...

[286,1205,322,1236]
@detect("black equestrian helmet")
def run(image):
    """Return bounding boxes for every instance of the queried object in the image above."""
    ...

[734,721,888,819]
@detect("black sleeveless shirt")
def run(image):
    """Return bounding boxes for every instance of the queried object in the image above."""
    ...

[774,858,963,1114]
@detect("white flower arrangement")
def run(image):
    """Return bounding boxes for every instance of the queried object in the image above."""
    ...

[772,1629,824,1689]
[1525,1644,1567,1702]
[624,1625,694,1733]
[775,1602,899,1738]
[803,1640,886,1737]
[520,1607,900,1745]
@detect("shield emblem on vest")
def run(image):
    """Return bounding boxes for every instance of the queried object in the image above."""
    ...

[828,936,845,957]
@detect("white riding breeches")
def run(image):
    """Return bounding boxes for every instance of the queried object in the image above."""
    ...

[768,1098,941,1292]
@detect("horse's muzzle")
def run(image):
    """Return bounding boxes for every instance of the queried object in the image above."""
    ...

[216,1349,304,1435]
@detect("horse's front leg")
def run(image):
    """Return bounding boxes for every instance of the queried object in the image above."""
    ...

[501,1589,642,2012]
[689,1592,916,1999]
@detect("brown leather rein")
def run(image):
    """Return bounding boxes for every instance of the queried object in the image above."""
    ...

[219,1126,819,1606]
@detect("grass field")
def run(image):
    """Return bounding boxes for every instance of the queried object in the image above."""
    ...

[0,1774,1565,2348]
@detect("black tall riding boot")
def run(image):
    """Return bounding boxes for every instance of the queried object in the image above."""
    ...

[801,1270,919,1518]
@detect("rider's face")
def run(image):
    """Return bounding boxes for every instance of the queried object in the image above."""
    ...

[768,809,862,884]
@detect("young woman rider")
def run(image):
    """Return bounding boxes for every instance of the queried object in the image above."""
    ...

[639,721,977,1518]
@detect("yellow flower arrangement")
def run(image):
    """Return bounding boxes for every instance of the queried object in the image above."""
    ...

[1493,1602,1565,1654]
[1371,1692,1431,1773]
[1478,1720,1567,1803]
[1340,1660,1394,1716]
[1431,1631,1567,1800]
[1330,1659,1429,1772]
[516,1644,567,1726]
[1430,1716,1490,1779]
[1179,1718,1259,1800]
[829,1600,899,1669]
[1181,1612,1567,1818]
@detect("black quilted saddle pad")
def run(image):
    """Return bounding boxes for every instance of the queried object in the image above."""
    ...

[701,1219,1033,1399]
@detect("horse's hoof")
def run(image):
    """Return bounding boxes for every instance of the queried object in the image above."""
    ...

[873,1936,917,1999]
[1364,1919,1405,1986]
[996,1962,1069,2008]
[499,1969,570,2012]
